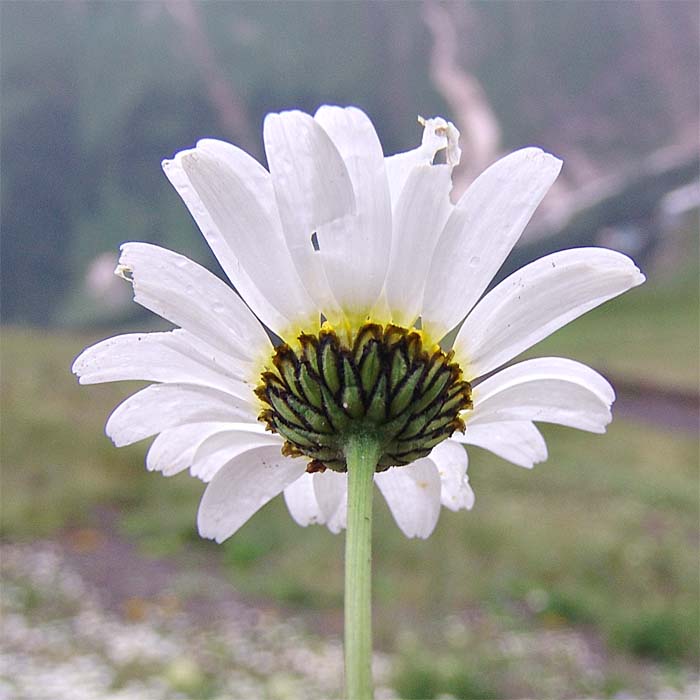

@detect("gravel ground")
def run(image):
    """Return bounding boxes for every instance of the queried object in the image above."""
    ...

[1,540,697,700]
[0,542,394,700]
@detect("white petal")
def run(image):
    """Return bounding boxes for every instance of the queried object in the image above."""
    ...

[117,243,269,363]
[313,470,350,534]
[455,248,645,376]
[175,143,318,333]
[374,459,442,538]
[384,116,461,205]
[263,110,355,321]
[190,424,282,481]
[72,330,253,399]
[422,148,563,340]
[197,446,307,543]
[430,440,474,511]
[470,358,615,433]
[162,151,291,335]
[146,421,238,476]
[283,473,326,527]
[196,138,272,196]
[385,164,454,326]
[325,485,348,534]
[105,383,257,447]
[452,421,547,469]
[313,106,392,318]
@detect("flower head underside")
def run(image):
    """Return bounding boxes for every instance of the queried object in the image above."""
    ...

[73,105,644,542]
[256,322,472,472]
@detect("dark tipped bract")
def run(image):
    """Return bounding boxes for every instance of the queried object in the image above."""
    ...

[255,323,472,473]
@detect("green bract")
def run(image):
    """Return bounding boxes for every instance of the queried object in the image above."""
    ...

[256,323,473,472]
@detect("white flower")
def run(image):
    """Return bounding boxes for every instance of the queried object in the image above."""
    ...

[73,106,644,542]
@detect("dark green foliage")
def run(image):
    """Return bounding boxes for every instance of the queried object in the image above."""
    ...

[394,654,500,700]
[1,1,697,326]
[610,608,699,663]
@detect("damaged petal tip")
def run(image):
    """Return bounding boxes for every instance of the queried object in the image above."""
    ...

[417,115,462,167]
[114,264,134,283]
[445,123,462,166]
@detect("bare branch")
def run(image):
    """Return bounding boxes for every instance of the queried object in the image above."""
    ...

[164,0,256,153]
[423,1,501,193]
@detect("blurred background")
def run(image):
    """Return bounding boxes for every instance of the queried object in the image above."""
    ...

[1,1,698,698]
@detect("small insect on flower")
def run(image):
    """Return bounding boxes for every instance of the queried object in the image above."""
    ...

[73,106,644,542]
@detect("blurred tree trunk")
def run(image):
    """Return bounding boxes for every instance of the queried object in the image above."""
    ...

[637,0,699,134]
[165,0,256,153]
[423,0,501,194]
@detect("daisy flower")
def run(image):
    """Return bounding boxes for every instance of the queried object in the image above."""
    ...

[73,106,645,544]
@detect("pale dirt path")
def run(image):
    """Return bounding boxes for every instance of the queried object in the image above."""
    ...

[3,526,699,700]
[614,380,699,433]
[0,535,396,700]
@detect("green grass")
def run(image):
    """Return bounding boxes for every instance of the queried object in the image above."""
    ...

[1,257,698,697]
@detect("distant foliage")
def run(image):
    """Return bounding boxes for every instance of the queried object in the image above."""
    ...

[1,1,697,325]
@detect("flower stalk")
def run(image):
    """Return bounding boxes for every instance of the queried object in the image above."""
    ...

[344,433,381,700]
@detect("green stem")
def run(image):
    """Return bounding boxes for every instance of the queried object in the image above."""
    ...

[344,433,380,700]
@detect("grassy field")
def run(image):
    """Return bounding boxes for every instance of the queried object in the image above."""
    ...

[1,252,698,698]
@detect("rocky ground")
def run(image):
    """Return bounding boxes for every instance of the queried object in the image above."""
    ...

[0,538,397,700]
[2,534,698,700]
